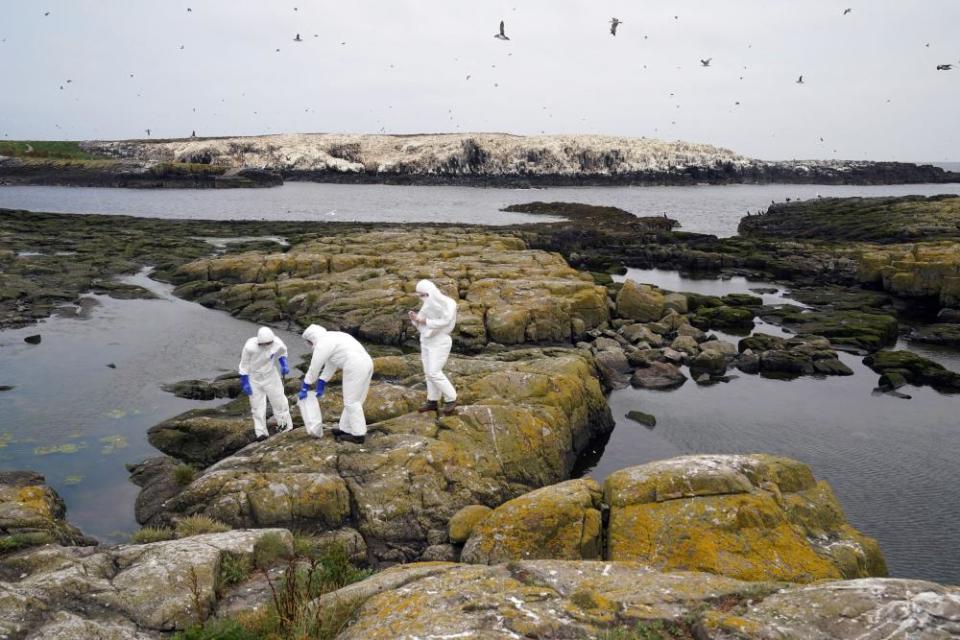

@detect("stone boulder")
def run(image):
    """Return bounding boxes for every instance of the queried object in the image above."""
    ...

[604,454,887,583]
[0,471,96,553]
[0,529,292,638]
[460,479,602,564]
[620,322,663,346]
[909,322,960,349]
[312,560,958,640]
[630,361,687,390]
[136,349,613,562]
[689,350,727,376]
[690,305,756,333]
[670,334,699,356]
[615,279,665,322]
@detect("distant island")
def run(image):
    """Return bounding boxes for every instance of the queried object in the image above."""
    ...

[1,133,958,188]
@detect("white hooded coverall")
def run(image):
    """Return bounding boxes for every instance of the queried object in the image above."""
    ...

[302,324,374,437]
[414,280,458,403]
[239,327,292,438]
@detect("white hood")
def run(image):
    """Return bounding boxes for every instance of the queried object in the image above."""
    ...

[302,324,327,345]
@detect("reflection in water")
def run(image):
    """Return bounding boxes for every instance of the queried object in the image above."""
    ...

[0,271,310,542]
[2,181,959,236]
[586,269,960,585]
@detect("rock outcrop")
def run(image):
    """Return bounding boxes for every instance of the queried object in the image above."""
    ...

[0,471,96,553]
[604,454,887,583]
[77,133,960,186]
[135,349,613,563]
[0,529,293,638]
[171,229,609,349]
[312,560,960,639]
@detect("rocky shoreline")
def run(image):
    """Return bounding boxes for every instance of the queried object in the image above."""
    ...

[2,133,958,188]
[3,195,960,638]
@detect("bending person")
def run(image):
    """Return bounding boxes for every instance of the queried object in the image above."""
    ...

[409,279,458,416]
[239,326,292,442]
[299,324,374,444]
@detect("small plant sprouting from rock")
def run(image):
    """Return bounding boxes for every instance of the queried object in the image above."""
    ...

[131,526,175,544]
[174,542,370,640]
[174,464,196,486]
[218,552,253,594]
[253,532,292,570]
[175,515,232,538]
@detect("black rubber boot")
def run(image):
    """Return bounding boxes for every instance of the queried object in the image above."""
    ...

[441,401,458,416]
[418,400,439,413]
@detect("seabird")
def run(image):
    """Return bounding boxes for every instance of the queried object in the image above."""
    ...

[494,20,509,40]
[700,58,712,67]
[610,18,622,36]
[294,33,302,42]
[145,128,151,136]
[843,8,852,15]
[936,64,953,71]
[796,75,804,84]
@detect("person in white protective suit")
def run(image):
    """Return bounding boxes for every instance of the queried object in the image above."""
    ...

[238,327,293,442]
[300,324,374,444]
[408,279,458,416]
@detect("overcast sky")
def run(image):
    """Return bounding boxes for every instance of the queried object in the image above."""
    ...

[1,1,958,161]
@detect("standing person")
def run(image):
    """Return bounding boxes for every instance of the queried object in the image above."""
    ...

[299,324,374,444]
[408,279,458,416]
[239,327,292,442]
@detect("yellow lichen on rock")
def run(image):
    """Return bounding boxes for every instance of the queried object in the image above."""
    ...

[460,478,603,564]
[604,454,887,583]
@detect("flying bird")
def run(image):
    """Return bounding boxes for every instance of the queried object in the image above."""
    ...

[796,75,804,84]
[610,18,622,36]
[145,129,151,136]
[843,8,852,15]
[44,11,50,16]
[700,58,712,67]
[494,20,509,40]
[187,7,192,12]
[294,33,302,41]
[937,64,953,70]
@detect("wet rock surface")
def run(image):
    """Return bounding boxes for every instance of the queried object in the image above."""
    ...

[315,560,960,640]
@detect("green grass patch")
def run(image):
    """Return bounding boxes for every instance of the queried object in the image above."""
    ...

[175,515,232,538]
[174,464,197,486]
[0,140,104,160]
[174,543,372,640]
[131,526,176,544]
[0,532,54,553]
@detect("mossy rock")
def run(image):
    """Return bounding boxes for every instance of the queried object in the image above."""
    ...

[863,350,960,393]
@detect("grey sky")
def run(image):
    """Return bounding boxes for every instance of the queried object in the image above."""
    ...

[1,0,958,161]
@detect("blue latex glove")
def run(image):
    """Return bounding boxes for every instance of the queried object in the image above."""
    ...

[278,356,290,377]
[315,379,326,397]
[240,374,252,396]
[298,381,311,400]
